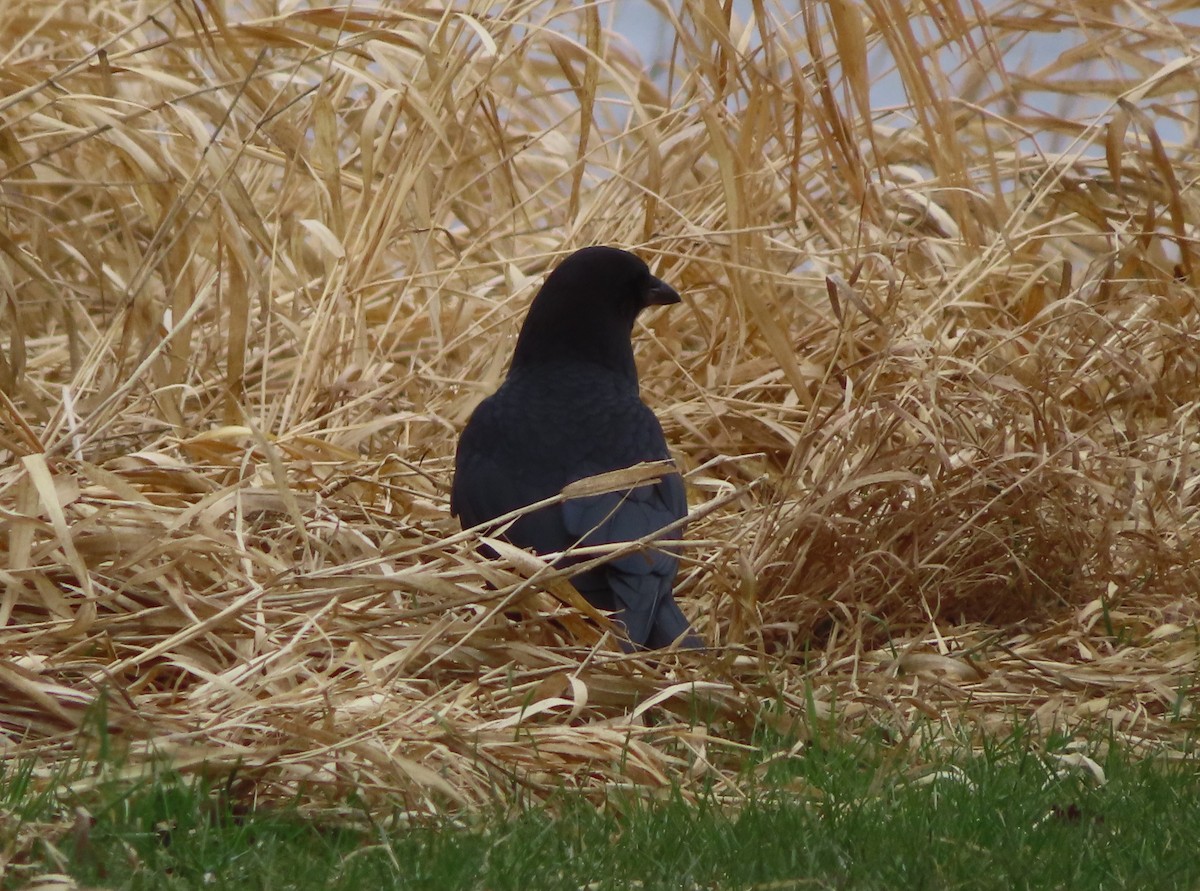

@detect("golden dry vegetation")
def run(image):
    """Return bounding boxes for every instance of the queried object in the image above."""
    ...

[1,0,1198,814]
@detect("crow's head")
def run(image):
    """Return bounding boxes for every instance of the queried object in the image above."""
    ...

[510,246,680,378]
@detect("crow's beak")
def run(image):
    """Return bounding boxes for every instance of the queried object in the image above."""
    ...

[644,277,681,307]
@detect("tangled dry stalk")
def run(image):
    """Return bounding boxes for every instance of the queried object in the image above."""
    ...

[1,0,1198,815]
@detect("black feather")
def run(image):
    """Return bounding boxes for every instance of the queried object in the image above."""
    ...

[451,246,702,649]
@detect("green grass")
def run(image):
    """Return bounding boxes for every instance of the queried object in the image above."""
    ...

[3,732,1197,890]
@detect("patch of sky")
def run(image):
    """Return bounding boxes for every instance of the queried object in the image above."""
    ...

[609,0,1199,157]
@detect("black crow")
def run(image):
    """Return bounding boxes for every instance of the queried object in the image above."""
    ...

[451,246,702,649]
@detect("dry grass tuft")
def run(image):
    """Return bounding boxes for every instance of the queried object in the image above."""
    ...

[1,0,1198,815]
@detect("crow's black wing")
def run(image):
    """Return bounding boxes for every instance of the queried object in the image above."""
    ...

[561,472,683,575]
[450,391,574,554]
[563,470,698,648]
[452,376,701,649]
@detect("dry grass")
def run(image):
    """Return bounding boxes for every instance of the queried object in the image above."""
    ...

[1,0,1198,815]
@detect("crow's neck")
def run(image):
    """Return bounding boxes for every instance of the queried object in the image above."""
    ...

[510,319,639,383]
